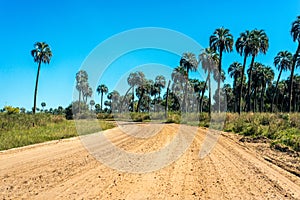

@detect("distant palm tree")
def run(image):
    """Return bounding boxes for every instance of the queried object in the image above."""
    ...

[41,102,46,112]
[246,29,269,112]
[89,100,95,111]
[199,47,219,114]
[271,51,292,112]
[259,65,274,112]
[155,75,166,98]
[289,16,300,112]
[153,75,165,112]
[97,84,108,111]
[210,27,234,112]
[82,84,93,103]
[228,62,243,112]
[75,70,88,114]
[31,42,52,114]
[236,30,252,114]
[172,66,187,111]
[107,90,120,112]
[180,52,198,112]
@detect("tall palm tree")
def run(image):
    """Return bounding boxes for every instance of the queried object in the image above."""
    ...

[251,62,263,112]
[107,90,120,112]
[155,75,166,98]
[97,84,108,111]
[277,80,287,112]
[75,70,88,114]
[210,27,234,112]
[199,47,219,114]
[136,79,151,112]
[246,29,269,112]
[236,30,252,114]
[289,16,300,112]
[259,65,274,112]
[271,51,292,112]
[228,62,243,112]
[82,83,93,104]
[31,42,52,114]
[171,66,187,111]
[180,52,198,112]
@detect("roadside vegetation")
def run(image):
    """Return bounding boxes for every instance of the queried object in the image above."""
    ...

[0,112,115,151]
[93,111,300,152]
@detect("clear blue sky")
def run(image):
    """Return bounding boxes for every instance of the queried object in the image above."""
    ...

[0,0,299,110]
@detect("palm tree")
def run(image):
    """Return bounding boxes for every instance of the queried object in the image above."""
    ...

[180,52,198,112]
[251,62,262,112]
[31,42,52,114]
[236,30,252,114]
[171,66,187,111]
[199,47,219,114]
[75,70,88,114]
[259,65,274,112]
[271,51,292,112]
[154,75,166,112]
[289,16,300,112]
[228,62,243,112]
[89,100,95,111]
[82,84,93,103]
[97,84,108,111]
[210,27,234,112]
[155,75,166,98]
[223,84,234,112]
[246,29,269,112]
[277,80,287,112]
[107,90,120,112]
[41,102,46,112]
[136,79,151,112]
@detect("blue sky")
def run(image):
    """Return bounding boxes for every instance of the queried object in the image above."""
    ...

[0,0,299,110]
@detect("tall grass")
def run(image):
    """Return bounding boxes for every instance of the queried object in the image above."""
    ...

[0,113,115,151]
[224,113,300,152]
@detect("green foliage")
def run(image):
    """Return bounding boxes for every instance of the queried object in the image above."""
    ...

[3,106,20,114]
[224,113,300,152]
[0,113,115,150]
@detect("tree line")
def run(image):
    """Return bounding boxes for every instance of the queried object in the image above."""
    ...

[28,16,300,116]
[73,16,300,116]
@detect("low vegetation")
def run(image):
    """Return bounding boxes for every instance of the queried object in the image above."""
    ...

[0,113,115,151]
[224,113,300,152]
[94,111,300,152]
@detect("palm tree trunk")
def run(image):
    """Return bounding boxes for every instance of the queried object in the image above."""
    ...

[288,44,300,112]
[233,79,237,113]
[119,86,133,113]
[253,87,257,112]
[101,92,103,111]
[132,86,135,112]
[184,69,189,113]
[200,72,210,113]
[238,55,247,115]
[218,50,223,113]
[137,89,145,112]
[271,68,283,112]
[33,60,42,114]
[165,80,171,119]
[260,85,265,112]
[209,73,211,116]
[247,55,255,112]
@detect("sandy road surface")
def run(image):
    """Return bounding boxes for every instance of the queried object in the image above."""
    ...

[1,123,300,199]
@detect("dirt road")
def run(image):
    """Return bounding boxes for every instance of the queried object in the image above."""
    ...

[1,123,300,199]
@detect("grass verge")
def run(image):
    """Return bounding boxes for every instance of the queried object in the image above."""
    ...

[0,113,115,151]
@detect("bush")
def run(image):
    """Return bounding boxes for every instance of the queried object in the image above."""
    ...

[4,106,20,114]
